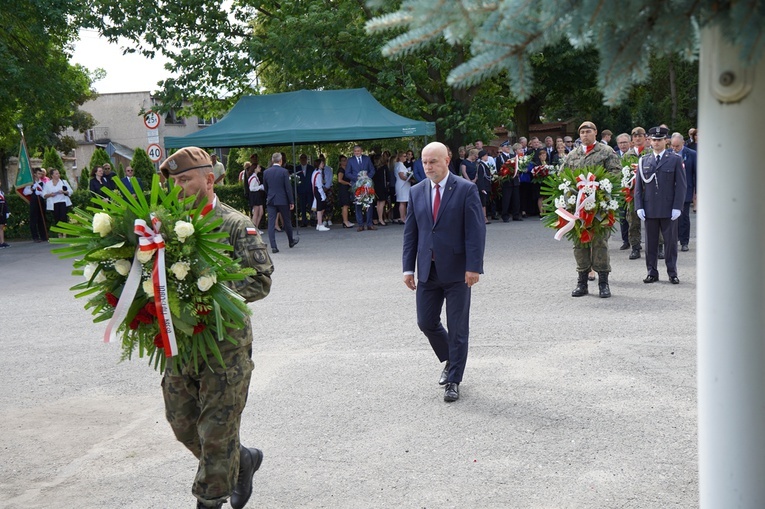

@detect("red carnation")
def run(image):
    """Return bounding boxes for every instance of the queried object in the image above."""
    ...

[196,307,211,316]
[193,323,206,334]
[153,334,164,349]
[105,292,119,307]
[144,302,157,317]
[129,318,140,330]
[580,229,592,243]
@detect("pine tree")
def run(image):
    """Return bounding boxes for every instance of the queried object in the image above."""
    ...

[42,147,67,180]
[117,161,125,178]
[130,148,156,183]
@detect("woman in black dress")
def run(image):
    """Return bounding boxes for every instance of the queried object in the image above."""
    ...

[336,155,354,228]
[372,153,389,226]
[89,166,109,198]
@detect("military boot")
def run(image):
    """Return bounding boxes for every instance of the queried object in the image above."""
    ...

[629,246,641,259]
[598,272,611,298]
[571,272,589,297]
[230,446,264,509]
[196,501,223,509]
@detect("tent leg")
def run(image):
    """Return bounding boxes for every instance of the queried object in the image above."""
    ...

[292,142,299,234]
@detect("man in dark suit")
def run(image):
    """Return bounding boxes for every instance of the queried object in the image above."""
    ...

[294,154,314,227]
[670,133,697,252]
[635,127,687,284]
[496,140,521,222]
[344,144,377,231]
[262,153,298,253]
[402,142,486,403]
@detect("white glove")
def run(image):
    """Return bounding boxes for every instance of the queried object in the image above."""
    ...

[671,209,681,221]
[637,209,646,221]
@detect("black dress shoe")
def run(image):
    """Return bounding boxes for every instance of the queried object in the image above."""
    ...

[681,244,689,252]
[629,248,641,260]
[230,447,264,509]
[288,237,299,248]
[658,245,665,259]
[272,247,279,253]
[669,276,680,284]
[438,361,450,385]
[444,383,459,402]
[197,501,223,509]
[619,242,630,250]
[643,275,660,283]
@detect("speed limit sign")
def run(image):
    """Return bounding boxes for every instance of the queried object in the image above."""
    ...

[144,111,160,129]
[147,143,163,162]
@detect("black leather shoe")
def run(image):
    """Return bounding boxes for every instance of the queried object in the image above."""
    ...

[629,248,641,260]
[669,276,680,284]
[643,275,660,283]
[658,245,665,259]
[272,247,279,253]
[197,501,223,509]
[620,242,630,250]
[438,361,450,385]
[444,383,459,402]
[288,237,299,248]
[681,244,689,252]
[230,447,264,509]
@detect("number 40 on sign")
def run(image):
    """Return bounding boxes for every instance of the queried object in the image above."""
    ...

[147,144,162,163]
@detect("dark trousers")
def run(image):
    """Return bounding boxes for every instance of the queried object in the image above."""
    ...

[501,182,521,220]
[678,202,692,245]
[645,217,679,278]
[620,205,629,244]
[416,262,471,384]
[297,193,313,226]
[355,204,373,226]
[267,204,294,249]
[29,199,47,240]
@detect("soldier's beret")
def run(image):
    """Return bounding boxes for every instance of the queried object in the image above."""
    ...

[160,147,213,179]
[648,126,669,139]
[578,121,597,132]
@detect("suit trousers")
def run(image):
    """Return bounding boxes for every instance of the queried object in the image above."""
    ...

[355,204,373,226]
[645,217,679,277]
[416,262,471,384]
[29,199,47,241]
[267,204,294,248]
[678,202,692,246]
[298,192,313,225]
[501,181,521,220]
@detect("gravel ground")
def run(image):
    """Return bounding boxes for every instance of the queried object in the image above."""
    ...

[0,214,698,509]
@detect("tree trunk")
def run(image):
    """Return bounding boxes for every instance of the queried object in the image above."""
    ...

[698,25,765,508]
[513,97,543,139]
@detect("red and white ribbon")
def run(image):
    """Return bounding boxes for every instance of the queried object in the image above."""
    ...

[553,172,600,241]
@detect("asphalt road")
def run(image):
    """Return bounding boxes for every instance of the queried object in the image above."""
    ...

[0,214,698,509]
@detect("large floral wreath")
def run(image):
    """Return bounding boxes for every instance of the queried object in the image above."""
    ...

[51,176,254,373]
[498,153,532,183]
[620,153,639,212]
[540,166,622,246]
[352,171,376,211]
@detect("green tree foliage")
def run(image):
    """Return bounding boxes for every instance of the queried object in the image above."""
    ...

[130,148,156,183]
[0,1,97,165]
[80,148,112,189]
[42,147,67,180]
[225,147,243,185]
[117,161,125,178]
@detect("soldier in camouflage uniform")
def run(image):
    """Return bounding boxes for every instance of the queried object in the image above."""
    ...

[562,122,622,298]
[159,147,274,509]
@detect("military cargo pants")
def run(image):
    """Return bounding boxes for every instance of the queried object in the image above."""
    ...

[162,345,254,507]
[573,230,611,272]
[626,207,641,248]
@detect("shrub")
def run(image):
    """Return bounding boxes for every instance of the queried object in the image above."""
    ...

[225,148,244,185]
[42,147,67,180]
[131,148,156,182]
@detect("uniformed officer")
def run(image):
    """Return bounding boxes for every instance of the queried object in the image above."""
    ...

[563,121,622,298]
[159,147,274,509]
[634,127,687,284]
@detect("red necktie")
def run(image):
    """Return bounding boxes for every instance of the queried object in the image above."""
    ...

[433,183,441,222]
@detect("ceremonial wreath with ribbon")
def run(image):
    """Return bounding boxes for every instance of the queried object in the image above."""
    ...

[498,153,532,183]
[619,153,639,212]
[352,171,376,211]
[50,176,255,373]
[540,166,622,246]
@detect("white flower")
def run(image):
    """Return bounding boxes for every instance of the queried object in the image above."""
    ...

[567,195,577,205]
[114,259,131,276]
[554,196,566,209]
[197,274,217,292]
[83,263,97,281]
[92,213,112,237]
[136,249,155,264]
[609,200,620,210]
[171,261,190,280]
[599,179,612,193]
[142,279,154,297]
[622,166,631,177]
[558,182,569,191]
[174,221,195,243]
[600,201,609,210]
[583,198,597,211]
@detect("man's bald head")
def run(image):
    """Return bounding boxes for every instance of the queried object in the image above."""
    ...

[421,142,450,182]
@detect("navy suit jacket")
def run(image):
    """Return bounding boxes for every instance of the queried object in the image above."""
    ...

[344,155,375,184]
[634,151,687,219]
[677,147,697,202]
[412,158,425,183]
[402,173,486,283]
[295,165,314,196]
[262,165,294,206]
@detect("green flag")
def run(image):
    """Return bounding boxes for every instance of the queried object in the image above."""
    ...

[16,140,33,202]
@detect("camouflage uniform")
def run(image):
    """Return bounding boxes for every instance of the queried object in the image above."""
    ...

[162,201,273,507]
[562,143,621,272]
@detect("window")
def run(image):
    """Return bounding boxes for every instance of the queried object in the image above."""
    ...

[197,117,218,126]
[165,110,185,125]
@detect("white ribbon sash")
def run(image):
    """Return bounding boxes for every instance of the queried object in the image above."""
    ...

[553,172,599,241]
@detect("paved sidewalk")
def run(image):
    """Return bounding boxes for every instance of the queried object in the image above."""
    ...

[0,217,698,508]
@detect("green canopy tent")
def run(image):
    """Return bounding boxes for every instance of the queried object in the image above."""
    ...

[163,88,435,148]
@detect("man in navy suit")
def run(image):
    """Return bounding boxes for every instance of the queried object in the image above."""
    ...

[402,142,486,402]
[344,144,377,231]
[670,133,697,252]
[262,153,298,253]
[635,127,687,284]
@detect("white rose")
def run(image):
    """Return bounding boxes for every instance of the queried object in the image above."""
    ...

[171,261,190,280]
[94,271,107,284]
[92,213,112,237]
[196,274,217,292]
[142,279,155,297]
[174,221,195,243]
[136,249,156,264]
[83,262,97,281]
[114,259,131,276]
